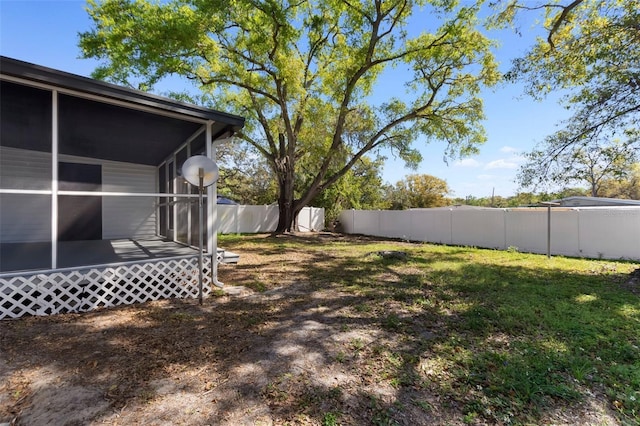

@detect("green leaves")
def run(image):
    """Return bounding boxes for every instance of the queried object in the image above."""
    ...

[517,132,640,196]
[493,0,640,186]
[389,173,451,209]
[80,0,498,230]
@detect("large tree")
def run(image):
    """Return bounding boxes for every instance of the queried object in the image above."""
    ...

[311,156,390,223]
[389,173,450,209]
[80,0,499,232]
[492,0,640,188]
[517,133,640,196]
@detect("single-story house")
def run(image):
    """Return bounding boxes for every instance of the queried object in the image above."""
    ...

[0,56,244,319]
[552,196,640,207]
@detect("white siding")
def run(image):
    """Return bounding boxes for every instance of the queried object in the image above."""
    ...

[0,147,52,242]
[0,148,158,242]
[0,193,51,242]
[0,146,51,190]
[60,154,157,239]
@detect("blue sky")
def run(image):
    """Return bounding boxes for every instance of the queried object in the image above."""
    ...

[0,0,570,198]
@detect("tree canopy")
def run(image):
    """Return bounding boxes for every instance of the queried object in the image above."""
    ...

[599,162,640,199]
[80,0,500,232]
[389,174,450,209]
[492,0,640,190]
[312,156,389,222]
[517,132,640,196]
[216,139,278,205]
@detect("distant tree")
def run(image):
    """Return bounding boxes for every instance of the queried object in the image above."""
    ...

[517,135,639,196]
[216,139,278,205]
[450,195,483,206]
[450,188,589,207]
[80,0,499,233]
[599,163,640,200]
[311,156,389,224]
[504,192,540,207]
[390,174,450,209]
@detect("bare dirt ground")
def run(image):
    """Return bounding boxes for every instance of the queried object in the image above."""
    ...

[0,234,627,425]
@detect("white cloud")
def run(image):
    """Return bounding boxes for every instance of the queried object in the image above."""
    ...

[485,159,519,170]
[454,158,481,167]
[500,146,519,153]
[477,174,498,181]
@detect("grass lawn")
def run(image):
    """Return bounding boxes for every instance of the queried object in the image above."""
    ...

[219,233,640,425]
[1,233,638,425]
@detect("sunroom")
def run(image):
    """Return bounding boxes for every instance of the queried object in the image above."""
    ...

[0,56,245,319]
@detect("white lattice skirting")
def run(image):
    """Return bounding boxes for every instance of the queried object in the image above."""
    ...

[0,255,213,320]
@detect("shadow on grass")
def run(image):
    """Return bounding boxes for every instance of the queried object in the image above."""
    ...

[1,236,638,424]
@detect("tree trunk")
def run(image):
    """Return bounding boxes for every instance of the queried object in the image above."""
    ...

[275,168,312,233]
[275,155,296,233]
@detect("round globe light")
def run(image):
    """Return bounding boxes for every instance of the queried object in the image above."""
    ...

[181,155,219,188]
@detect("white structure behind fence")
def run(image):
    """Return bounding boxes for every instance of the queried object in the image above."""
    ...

[217,205,324,234]
[338,207,640,261]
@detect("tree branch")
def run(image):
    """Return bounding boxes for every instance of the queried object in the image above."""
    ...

[546,0,584,49]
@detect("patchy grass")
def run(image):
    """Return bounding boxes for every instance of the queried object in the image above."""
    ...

[1,233,638,425]
[219,233,640,424]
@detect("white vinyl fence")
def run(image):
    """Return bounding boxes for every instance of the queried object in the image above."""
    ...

[338,207,640,261]
[217,205,324,234]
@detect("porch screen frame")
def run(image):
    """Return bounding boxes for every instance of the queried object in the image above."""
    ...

[0,74,221,274]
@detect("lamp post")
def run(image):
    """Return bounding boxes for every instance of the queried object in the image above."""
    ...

[182,155,219,304]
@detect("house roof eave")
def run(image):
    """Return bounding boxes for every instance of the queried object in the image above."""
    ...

[0,56,245,132]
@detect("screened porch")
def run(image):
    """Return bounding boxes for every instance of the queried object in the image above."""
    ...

[0,56,244,318]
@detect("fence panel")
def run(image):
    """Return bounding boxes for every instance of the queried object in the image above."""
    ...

[347,210,381,236]
[338,210,356,234]
[577,208,640,260]
[505,209,547,254]
[238,205,278,233]
[217,205,324,234]
[217,204,239,234]
[379,210,411,239]
[504,208,581,256]
[339,207,640,261]
[451,209,506,249]
[548,209,581,257]
[297,207,324,231]
[409,209,452,244]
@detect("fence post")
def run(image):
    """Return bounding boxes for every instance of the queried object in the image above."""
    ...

[449,208,454,245]
[411,210,415,241]
[540,202,560,258]
[234,204,239,234]
[504,209,508,250]
[351,209,355,234]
